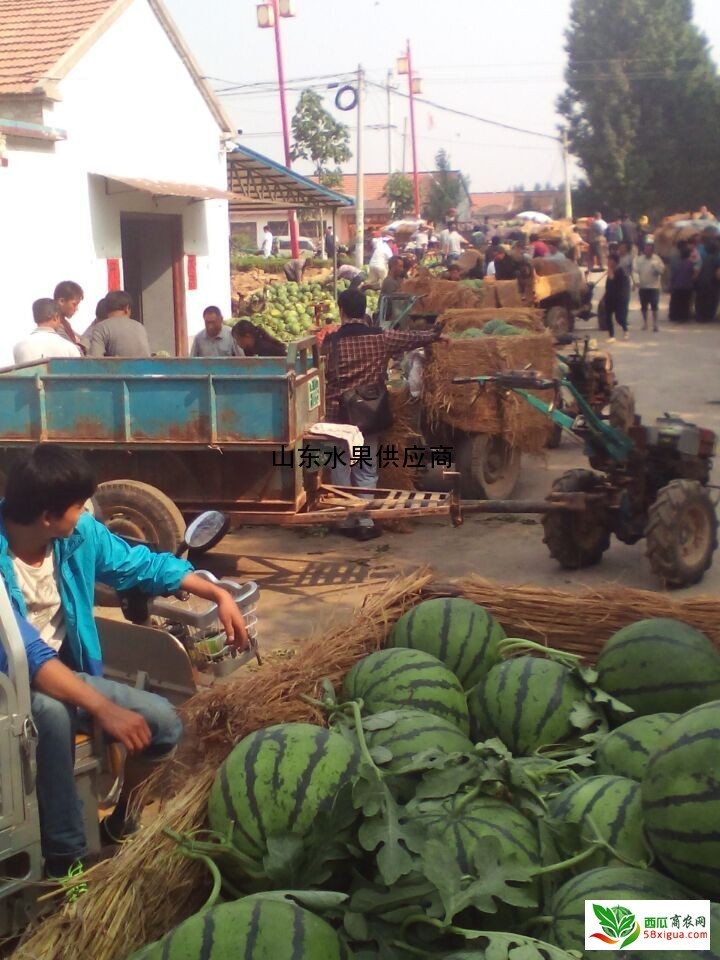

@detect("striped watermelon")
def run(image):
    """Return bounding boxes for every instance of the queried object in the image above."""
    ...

[404,795,540,926]
[364,708,473,771]
[127,896,354,959]
[406,795,540,872]
[596,713,678,781]
[467,655,599,754]
[342,649,470,735]
[207,723,359,882]
[596,618,720,716]
[642,701,720,898]
[387,598,505,690]
[548,775,648,869]
[548,866,699,959]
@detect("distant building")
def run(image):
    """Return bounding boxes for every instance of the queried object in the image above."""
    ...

[0,0,236,360]
[470,190,564,220]
[232,171,473,248]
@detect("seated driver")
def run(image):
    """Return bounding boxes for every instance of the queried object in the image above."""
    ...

[0,443,247,895]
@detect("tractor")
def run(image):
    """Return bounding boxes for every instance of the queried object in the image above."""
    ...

[452,370,718,588]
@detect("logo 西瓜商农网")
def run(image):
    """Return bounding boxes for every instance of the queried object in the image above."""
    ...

[584,900,711,951]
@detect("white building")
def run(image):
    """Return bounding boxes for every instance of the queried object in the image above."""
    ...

[0,0,237,362]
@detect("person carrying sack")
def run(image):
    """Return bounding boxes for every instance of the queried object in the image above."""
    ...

[322,289,444,541]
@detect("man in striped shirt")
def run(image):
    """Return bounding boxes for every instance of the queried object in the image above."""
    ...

[322,289,444,540]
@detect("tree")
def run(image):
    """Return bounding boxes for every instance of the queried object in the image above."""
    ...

[383,172,414,218]
[290,89,352,185]
[423,150,467,224]
[558,0,720,215]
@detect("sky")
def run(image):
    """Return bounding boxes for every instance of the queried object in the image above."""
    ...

[165,0,720,194]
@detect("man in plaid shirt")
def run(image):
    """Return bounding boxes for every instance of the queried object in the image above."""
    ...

[322,289,444,541]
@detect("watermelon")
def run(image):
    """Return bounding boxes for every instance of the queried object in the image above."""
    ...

[342,649,470,735]
[387,598,505,689]
[406,795,540,873]
[596,713,678,781]
[127,897,354,959]
[642,701,720,898]
[548,866,700,959]
[467,655,597,754]
[207,723,359,881]
[364,708,473,771]
[548,775,648,869]
[596,618,720,715]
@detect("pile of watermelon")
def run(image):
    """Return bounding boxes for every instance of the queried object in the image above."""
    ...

[127,603,720,960]
[238,279,380,344]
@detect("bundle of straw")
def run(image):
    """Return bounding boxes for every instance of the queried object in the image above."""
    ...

[423,331,555,451]
[438,307,546,334]
[12,571,432,960]
[401,276,480,315]
[377,387,424,491]
[455,575,720,658]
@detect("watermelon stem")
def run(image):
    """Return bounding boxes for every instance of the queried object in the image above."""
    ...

[454,785,482,812]
[498,638,581,668]
[163,828,223,910]
[530,843,600,877]
[163,828,266,881]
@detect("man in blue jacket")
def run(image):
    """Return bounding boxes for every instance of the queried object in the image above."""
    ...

[0,443,248,893]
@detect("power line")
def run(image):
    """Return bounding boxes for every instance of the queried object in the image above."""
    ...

[365,79,559,142]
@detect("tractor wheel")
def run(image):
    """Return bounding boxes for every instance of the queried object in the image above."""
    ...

[94,480,186,552]
[546,305,573,337]
[609,385,636,432]
[542,469,611,569]
[645,480,718,587]
[456,434,521,500]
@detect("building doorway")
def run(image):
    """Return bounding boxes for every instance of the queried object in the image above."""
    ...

[120,214,186,355]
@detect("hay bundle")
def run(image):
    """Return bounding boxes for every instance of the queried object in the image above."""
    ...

[422,331,555,450]
[401,275,480,314]
[377,386,424,490]
[12,571,432,960]
[439,307,546,334]
[494,279,529,307]
[456,575,720,659]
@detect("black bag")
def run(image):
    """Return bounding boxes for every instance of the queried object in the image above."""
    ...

[327,331,393,435]
[338,381,393,434]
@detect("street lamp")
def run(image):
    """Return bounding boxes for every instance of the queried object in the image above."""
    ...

[256,0,300,258]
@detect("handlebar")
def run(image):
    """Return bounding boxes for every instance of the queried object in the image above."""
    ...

[452,371,558,391]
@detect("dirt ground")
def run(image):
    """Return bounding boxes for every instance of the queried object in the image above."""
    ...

[200,292,720,654]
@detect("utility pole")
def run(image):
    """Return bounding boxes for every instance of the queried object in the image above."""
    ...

[355,65,365,269]
[386,68,393,175]
[262,0,300,258]
[402,116,408,173]
[562,128,573,220]
[398,40,421,218]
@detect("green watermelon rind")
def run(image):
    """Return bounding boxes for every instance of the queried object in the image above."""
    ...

[596,618,720,716]
[342,648,470,735]
[596,713,679,781]
[387,597,505,690]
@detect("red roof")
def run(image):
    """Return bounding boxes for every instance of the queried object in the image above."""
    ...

[314,171,466,206]
[470,190,562,215]
[0,0,120,94]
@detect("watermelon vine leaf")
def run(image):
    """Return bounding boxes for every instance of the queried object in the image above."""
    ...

[421,835,537,923]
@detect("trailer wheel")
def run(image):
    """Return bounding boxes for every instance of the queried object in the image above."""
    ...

[94,480,186,552]
[645,480,718,587]
[546,305,573,337]
[456,434,521,500]
[542,469,610,568]
[609,385,636,432]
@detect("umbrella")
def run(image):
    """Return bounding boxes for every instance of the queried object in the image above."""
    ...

[516,211,553,224]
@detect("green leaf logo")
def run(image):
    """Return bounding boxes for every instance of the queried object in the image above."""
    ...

[591,904,640,948]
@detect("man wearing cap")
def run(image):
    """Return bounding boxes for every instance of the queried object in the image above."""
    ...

[633,239,665,333]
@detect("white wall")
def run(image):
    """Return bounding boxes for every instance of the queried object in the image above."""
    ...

[0,0,230,363]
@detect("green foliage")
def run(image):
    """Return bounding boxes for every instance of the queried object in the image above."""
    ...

[423,149,467,224]
[382,173,415,218]
[290,89,352,179]
[231,255,330,273]
[559,0,720,214]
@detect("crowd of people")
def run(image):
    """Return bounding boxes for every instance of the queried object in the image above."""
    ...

[12,282,288,366]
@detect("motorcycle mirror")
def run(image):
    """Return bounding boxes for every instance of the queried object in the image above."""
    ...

[179,511,230,556]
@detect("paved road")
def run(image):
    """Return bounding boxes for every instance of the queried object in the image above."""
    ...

[206,296,720,650]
